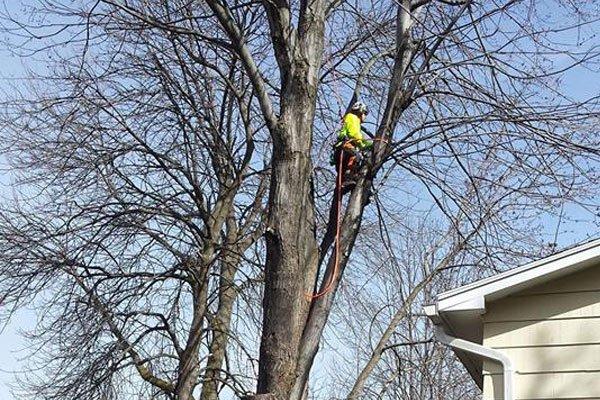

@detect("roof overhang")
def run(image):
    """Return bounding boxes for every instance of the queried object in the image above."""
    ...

[425,238,600,387]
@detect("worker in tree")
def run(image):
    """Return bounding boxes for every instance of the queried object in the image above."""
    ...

[332,101,373,189]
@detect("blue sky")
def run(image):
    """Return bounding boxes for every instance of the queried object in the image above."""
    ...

[0,1,599,399]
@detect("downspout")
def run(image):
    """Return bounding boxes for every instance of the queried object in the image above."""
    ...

[434,325,514,400]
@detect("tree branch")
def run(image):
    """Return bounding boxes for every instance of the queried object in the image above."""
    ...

[205,0,279,133]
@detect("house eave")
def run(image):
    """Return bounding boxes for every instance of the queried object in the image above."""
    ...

[424,238,600,389]
[436,238,600,315]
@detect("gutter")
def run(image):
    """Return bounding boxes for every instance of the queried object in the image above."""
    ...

[434,325,514,400]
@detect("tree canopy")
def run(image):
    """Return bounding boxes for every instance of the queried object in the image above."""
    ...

[0,0,598,399]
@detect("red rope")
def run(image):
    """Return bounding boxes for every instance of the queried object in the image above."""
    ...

[310,149,345,300]
[308,136,388,301]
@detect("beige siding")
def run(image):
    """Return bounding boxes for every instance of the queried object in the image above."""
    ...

[485,319,600,348]
[483,372,600,400]
[483,344,600,374]
[485,291,600,322]
[482,264,600,399]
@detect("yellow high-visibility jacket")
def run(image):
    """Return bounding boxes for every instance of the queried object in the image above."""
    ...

[337,113,369,149]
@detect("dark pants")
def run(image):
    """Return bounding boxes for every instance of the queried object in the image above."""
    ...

[334,142,360,186]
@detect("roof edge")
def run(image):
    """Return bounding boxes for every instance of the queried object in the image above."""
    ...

[436,238,600,312]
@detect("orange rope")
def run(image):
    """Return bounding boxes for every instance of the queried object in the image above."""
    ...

[310,149,345,300]
[308,136,388,301]
[306,134,388,301]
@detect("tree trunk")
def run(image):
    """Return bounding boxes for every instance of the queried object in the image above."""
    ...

[177,267,210,400]
[258,120,320,399]
[200,254,239,400]
[254,0,329,393]
[290,181,371,400]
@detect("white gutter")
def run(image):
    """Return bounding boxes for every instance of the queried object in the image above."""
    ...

[434,325,514,400]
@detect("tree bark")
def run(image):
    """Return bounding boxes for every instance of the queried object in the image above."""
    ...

[290,180,371,400]
[177,261,211,400]
[257,1,327,396]
[200,239,241,400]
[258,118,320,399]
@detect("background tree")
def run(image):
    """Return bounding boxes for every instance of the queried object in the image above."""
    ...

[0,3,269,398]
[0,0,599,399]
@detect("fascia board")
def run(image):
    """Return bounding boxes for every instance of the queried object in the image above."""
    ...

[438,296,485,313]
[425,303,485,386]
[423,304,439,321]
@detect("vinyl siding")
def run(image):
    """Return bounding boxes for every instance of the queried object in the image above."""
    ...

[482,264,600,400]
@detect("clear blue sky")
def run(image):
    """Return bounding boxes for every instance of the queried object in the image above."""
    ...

[0,1,598,399]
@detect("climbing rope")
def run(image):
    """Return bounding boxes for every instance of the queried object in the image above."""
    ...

[309,137,389,301]
[310,148,345,300]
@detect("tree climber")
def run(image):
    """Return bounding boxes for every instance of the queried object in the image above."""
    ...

[332,101,373,189]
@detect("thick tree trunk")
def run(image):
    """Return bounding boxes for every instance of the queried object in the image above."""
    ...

[258,117,320,399]
[290,181,371,400]
[255,0,328,394]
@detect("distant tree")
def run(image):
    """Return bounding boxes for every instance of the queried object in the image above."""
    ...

[0,3,268,398]
[0,0,598,400]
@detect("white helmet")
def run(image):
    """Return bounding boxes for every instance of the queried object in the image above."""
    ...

[350,101,368,115]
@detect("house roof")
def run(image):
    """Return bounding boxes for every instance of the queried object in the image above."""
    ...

[424,238,600,388]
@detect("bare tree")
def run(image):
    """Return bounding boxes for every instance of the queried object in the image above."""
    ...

[326,220,482,400]
[1,2,268,398]
[0,0,599,399]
